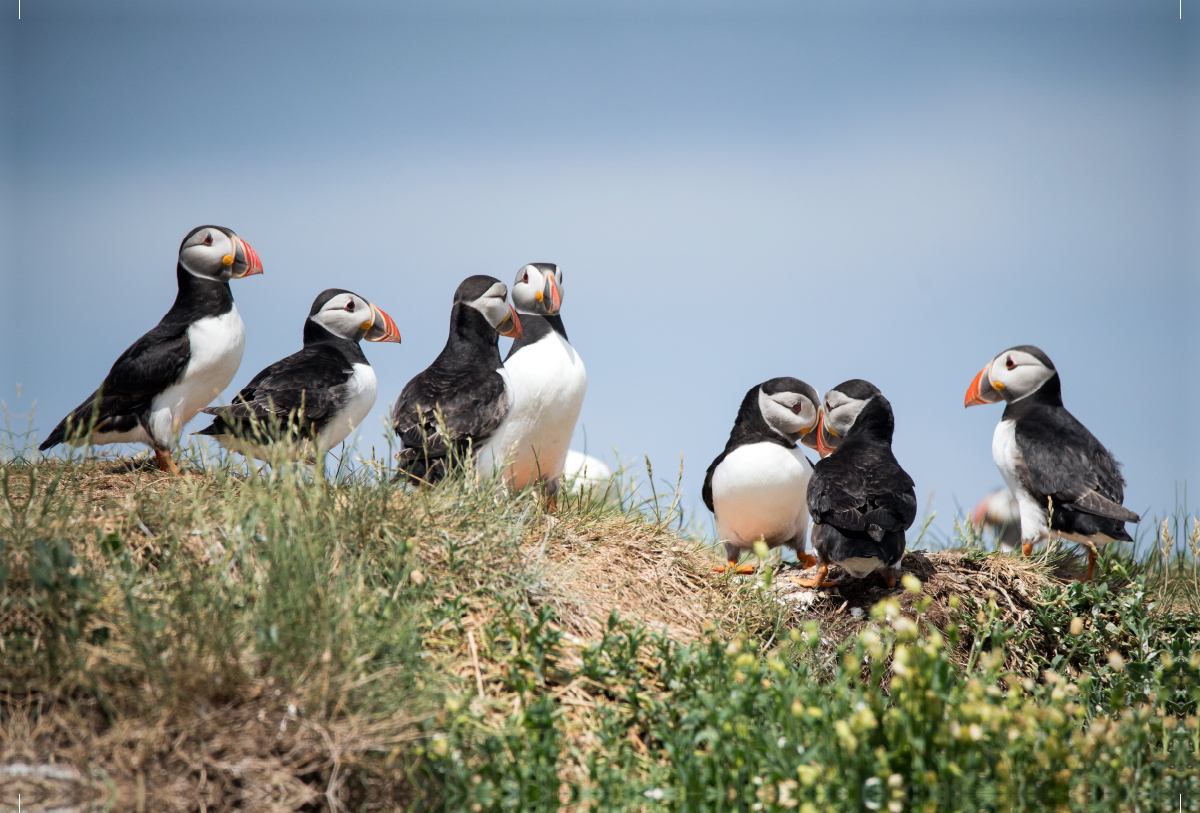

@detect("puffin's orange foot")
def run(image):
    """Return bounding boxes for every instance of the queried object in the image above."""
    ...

[1021,542,1034,557]
[787,563,837,589]
[546,492,557,514]
[713,561,756,575]
[797,552,817,569]
[154,450,182,475]
[787,576,840,588]
[883,571,898,589]
[1065,549,1097,582]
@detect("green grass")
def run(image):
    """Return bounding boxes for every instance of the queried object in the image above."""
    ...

[0,428,1196,811]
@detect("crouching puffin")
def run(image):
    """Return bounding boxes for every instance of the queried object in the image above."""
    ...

[964,345,1140,580]
[392,276,521,483]
[39,225,263,474]
[477,263,586,511]
[797,380,916,589]
[703,378,821,574]
[196,289,401,462]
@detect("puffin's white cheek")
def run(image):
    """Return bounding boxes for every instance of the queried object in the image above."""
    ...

[512,284,535,312]
[180,247,217,277]
[782,414,807,434]
[990,358,1006,384]
[1012,365,1053,396]
[762,401,806,435]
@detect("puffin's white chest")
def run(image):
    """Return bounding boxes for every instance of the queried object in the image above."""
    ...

[317,363,378,454]
[992,418,1046,542]
[148,306,245,445]
[486,332,587,490]
[711,441,812,549]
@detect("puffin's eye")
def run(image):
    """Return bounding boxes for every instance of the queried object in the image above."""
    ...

[790,402,803,414]
[522,272,529,283]
[1005,356,1015,370]
[203,234,213,246]
[346,300,356,312]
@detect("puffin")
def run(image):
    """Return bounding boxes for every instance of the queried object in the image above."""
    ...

[39,225,263,474]
[702,378,821,574]
[972,488,1021,553]
[196,289,401,462]
[477,263,586,510]
[964,345,1140,580]
[797,380,916,589]
[392,275,521,483]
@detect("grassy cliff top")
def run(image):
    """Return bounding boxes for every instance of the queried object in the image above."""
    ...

[0,451,1196,811]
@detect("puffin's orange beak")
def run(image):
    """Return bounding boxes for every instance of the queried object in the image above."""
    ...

[364,303,402,343]
[964,365,1001,407]
[499,305,522,339]
[231,236,263,278]
[815,411,836,458]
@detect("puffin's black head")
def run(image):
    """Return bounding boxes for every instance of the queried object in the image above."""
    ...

[511,263,563,316]
[964,344,1058,408]
[307,288,401,344]
[753,377,820,442]
[801,379,887,457]
[178,225,263,282]
[453,275,522,338]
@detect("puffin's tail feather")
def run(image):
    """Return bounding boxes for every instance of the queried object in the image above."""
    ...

[39,421,67,451]
[39,388,110,452]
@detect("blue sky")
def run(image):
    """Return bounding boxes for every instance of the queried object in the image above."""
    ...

[2,1,1196,541]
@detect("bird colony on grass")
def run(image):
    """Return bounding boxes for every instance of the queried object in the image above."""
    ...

[40,225,1140,587]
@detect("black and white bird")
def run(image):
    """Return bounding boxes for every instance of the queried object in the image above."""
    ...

[39,225,263,474]
[702,378,821,574]
[797,380,916,589]
[477,263,586,510]
[392,275,522,483]
[196,289,401,462]
[964,345,1140,580]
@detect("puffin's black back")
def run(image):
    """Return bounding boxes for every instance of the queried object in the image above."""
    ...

[807,393,916,566]
[392,276,510,482]
[197,302,369,444]
[1002,369,1138,540]
[39,256,236,450]
[701,377,817,513]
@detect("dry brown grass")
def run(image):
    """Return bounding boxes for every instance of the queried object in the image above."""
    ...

[2,692,421,812]
[770,550,1055,671]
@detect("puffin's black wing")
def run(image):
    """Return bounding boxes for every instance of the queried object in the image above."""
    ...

[1015,405,1140,523]
[808,447,917,541]
[197,346,350,440]
[392,368,509,463]
[701,451,727,514]
[40,324,191,449]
